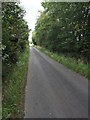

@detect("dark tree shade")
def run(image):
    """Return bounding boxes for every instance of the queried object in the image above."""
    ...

[32,2,90,63]
[2,2,30,65]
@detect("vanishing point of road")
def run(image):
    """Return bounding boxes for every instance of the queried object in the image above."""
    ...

[24,47,88,118]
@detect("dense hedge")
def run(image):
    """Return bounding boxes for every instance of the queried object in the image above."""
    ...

[2,2,30,77]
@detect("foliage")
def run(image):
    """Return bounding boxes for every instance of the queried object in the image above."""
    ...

[2,2,30,119]
[2,2,30,75]
[2,44,29,119]
[32,2,90,63]
[37,46,88,79]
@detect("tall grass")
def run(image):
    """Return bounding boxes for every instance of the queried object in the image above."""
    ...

[36,46,88,79]
[2,45,29,119]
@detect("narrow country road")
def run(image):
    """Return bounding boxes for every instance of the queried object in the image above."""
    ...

[24,47,88,118]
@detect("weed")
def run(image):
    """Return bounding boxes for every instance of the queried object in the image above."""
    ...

[2,45,29,119]
[37,46,88,79]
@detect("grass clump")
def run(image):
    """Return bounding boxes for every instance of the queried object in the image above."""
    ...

[36,46,88,79]
[2,45,29,119]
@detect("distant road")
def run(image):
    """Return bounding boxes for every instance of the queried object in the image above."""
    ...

[24,47,88,118]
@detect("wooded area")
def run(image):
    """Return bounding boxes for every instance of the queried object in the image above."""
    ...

[2,2,30,77]
[2,3,30,118]
[32,2,90,63]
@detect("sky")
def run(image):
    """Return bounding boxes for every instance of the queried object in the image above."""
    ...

[20,0,44,41]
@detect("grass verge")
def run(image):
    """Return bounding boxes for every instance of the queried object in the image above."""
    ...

[36,46,89,79]
[2,45,29,119]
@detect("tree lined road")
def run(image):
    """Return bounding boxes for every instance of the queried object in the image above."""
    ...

[24,47,88,118]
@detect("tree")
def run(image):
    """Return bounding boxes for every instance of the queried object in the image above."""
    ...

[2,2,30,76]
[33,2,90,62]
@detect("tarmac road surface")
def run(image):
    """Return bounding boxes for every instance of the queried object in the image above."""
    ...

[24,47,88,118]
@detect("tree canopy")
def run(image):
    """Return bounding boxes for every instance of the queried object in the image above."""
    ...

[32,2,90,63]
[2,2,30,76]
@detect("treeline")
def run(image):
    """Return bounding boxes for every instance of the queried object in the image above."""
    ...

[2,2,30,77]
[2,2,30,118]
[32,2,90,63]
